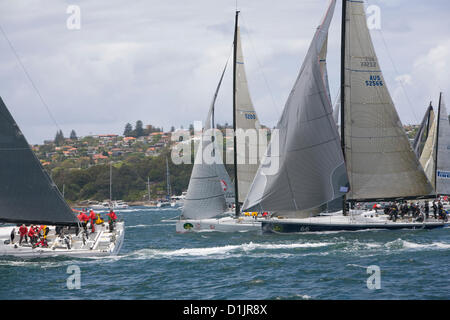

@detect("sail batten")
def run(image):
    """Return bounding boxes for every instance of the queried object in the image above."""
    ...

[0,97,78,226]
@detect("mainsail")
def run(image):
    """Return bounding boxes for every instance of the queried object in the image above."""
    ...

[0,97,78,225]
[435,93,450,195]
[342,0,434,201]
[243,0,349,213]
[234,25,264,204]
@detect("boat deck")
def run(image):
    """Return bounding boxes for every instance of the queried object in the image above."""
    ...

[0,221,124,257]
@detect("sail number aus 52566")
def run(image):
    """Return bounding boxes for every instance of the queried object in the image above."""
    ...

[366,75,383,86]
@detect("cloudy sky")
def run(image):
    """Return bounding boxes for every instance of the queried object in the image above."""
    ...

[0,0,449,144]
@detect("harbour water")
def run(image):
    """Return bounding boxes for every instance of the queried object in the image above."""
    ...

[1,207,449,300]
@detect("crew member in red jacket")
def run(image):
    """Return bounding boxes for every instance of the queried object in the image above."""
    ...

[19,224,28,245]
[89,209,97,233]
[77,211,89,233]
[28,225,37,245]
[107,210,117,231]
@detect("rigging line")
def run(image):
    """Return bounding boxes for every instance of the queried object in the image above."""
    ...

[0,23,62,131]
[239,13,281,121]
[376,27,419,124]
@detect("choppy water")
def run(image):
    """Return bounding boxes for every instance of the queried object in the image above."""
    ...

[1,207,449,300]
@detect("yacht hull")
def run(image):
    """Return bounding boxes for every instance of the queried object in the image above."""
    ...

[0,222,125,258]
[176,216,261,233]
[262,217,446,233]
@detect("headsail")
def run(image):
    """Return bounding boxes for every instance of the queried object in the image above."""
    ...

[419,112,437,187]
[343,0,434,201]
[234,25,264,204]
[413,103,434,158]
[182,63,229,220]
[0,97,78,225]
[436,93,450,195]
[243,0,349,213]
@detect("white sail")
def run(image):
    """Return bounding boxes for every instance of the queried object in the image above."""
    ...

[205,61,235,206]
[182,64,230,220]
[182,127,227,219]
[243,0,349,213]
[419,114,437,187]
[343,0,434,200]
[235,26,264,204]
[436,93,450,195]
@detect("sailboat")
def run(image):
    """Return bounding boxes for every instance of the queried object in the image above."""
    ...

[157,157,175,207]
[242,0,446,233]
[0,97,124,257]
[418,93,450,199]
[175,11,264,233]
[90,162,129,210]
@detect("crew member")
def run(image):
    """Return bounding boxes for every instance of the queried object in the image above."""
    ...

[10,227,15,244]
[424,201,430,219]
[19,224,28,245]
[89,209,97,233]
[106,209,117,231]
[28,225,37,245]
[77,210,89,233]
[432,200,438,219]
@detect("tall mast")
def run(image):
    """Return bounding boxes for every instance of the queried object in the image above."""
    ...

[340,0,348,215]
[435,92,443,194]
[109,161,112,203]
[147,176,151,202]
[233,10,240,216]
[166,157,171,199]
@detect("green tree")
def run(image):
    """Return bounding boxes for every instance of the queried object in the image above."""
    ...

[124,123,133,137]
[135,120,145,137]
[54,130,65,146]
[70,129,78,140]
